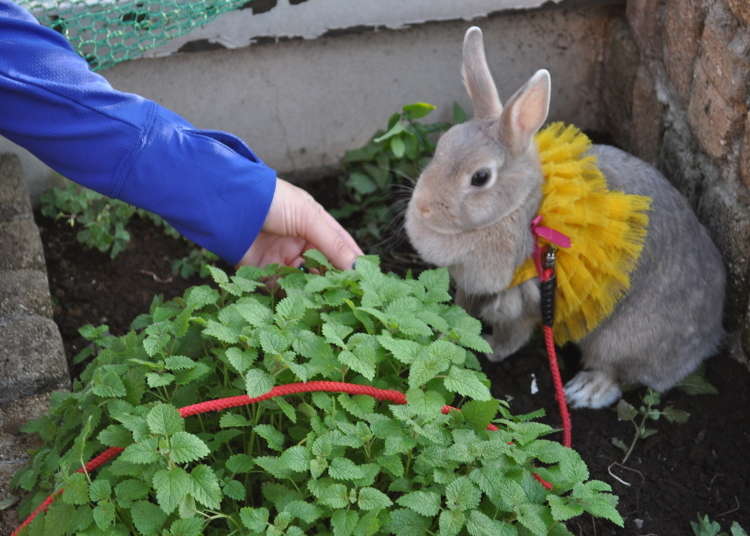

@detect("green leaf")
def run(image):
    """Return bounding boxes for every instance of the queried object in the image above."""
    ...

[446,476,482,511]
[443,366,491,401]
[309,479,348,509]
[677,370,719,395]
[91,367,127,398]
[202,320,239,344]
[131,500,167,536]
[190,465,222,509]
[390,136,406,158]
[219,413,252,428]
[92,501,115,530]
[205,265,229,284]
[377,334,421,364]
[153,467,192,515]
[338,349,376,381]
[280,445,310,473]
[170,432,210,464]
[348,171,377,195]
[465,510,515,536]
[185,285,219,310]
[303,249,334,270]
[662,406,690,423]
[439,510,465,536]
[329,457,365,480]
[62,473,89,505]
[358,487,393,510]
[225,347,257,373]
[461,399,500,431]
[169,517,204,536]
[396,490,441,517]
[222,479,246,501]
[89,479,111,502]
[452,102,468,124]
[253,424,285,451]
[164,355,197,371]
[516,503,549,535]
[245,369,274,397]
[403,102,436,120]
[236,300,273,326]
[120,438,159,464]
[579,492,623,527]
[145,372,175,388]
[615,399,638,421]
[284,500,322,524]
[146,403,184,436]
[240,506,270,531]
[331,510,359,536]
[731,522,749,536]
[226,453,254,474]
[547,495,584,521]
[115,479,150,504]
[409,350,450,388]
[386,508,431,534]
[97,424,132,447]
[373,120,405,143]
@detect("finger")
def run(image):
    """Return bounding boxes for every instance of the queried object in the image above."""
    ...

[299,204,362,270]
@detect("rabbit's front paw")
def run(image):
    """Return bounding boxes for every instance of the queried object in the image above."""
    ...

[564,370,622,409]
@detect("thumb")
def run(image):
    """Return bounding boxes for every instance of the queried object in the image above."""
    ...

[264,179,363,269]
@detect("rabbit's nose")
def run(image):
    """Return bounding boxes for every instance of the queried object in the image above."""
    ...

[416,199,432,216]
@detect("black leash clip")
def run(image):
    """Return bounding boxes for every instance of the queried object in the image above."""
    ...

[540,246,557,327]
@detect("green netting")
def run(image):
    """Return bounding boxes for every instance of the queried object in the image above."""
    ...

[17,0,252,71]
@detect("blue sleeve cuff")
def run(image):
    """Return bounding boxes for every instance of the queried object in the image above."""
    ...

[116,105,277,265]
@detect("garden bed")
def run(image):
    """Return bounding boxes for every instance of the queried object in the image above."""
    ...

[34,194,750,535]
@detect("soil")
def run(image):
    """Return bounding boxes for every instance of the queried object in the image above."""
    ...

[35,192,750,535]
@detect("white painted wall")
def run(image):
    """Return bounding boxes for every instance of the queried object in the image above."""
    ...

[6,0,612,197]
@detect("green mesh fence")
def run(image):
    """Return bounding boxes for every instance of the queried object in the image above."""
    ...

[17,0,252,71]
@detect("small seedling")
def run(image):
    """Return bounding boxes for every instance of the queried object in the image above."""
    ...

[612,389,690,464]
[690,514,747,536]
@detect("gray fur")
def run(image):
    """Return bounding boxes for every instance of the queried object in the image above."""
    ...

[405,28,726,409]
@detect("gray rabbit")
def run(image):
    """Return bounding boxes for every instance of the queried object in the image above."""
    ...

[405,26,725,409]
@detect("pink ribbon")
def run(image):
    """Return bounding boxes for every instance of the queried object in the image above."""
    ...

[530,215,571,280]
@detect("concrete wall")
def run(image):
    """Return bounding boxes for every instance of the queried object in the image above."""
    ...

[7,0,615,196]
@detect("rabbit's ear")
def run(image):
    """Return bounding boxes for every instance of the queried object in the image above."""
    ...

[462,27,502,119]
[499,69,551,154]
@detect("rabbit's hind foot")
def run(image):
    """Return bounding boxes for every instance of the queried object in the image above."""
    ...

[564,370,622,409]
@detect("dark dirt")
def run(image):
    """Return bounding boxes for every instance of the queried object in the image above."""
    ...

[36,194,750,535]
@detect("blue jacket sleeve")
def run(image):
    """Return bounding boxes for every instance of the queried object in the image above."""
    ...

[0,0,277,264]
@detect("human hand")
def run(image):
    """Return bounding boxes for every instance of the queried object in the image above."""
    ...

[237,178,363,270]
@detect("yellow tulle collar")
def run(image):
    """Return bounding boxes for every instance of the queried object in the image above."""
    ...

[509,123,652,344]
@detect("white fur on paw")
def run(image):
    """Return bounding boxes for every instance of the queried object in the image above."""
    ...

[564,370,622,409]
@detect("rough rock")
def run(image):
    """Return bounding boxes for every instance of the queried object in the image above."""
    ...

[0,155,32,222]
[0,270,54,319]
[0,218,46,272]
[662,0,704,106]
[0,315,69,407]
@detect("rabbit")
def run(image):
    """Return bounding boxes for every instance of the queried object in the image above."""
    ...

[404,26,726,409]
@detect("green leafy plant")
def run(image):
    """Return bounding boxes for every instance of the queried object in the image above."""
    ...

[612,389,690,464]
[13,253,622,535]
[40,181,217,277]
[333,102,466,248]
[691,514,747,536]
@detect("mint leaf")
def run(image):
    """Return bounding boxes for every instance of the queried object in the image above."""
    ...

[396,490,440,517]
[331,509,359,536]
[92,501,115,530]
[408,350,450,388]
[152,467,191,515]
[190,465,222,509]
[439,510,466,536]
[219,413,252,428]
[225,347,256,373]
[329,457,365,480]
[62,473,89,505]
[222,479,246,501]
[446,476,481,511]
[170,432,210,464]
[169,517,203,536]
[461,399,499,431]
[120,438,159,464]
[240,506,270,531]
[358,487,393,510]
[97,424,132,447]
[131,500,167,535]
[146,403,183,436]
[226,454,254,474]
[466,510,515,536]
[245,369,274,397]
[444,366,491,401]
[164,355,197,371]
[89,479,111,502]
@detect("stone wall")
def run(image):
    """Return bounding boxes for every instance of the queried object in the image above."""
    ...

[0,154,69,534]
[602,0,750,360]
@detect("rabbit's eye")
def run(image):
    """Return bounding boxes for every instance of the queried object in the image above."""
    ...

[470,168,491,187]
